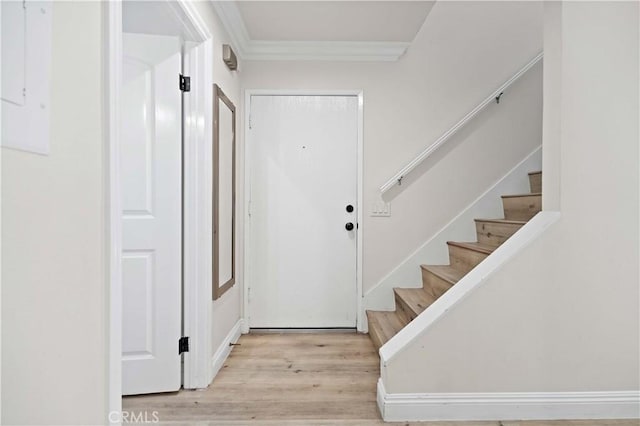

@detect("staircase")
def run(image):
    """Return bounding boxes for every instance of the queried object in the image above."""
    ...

[367,171,542,350]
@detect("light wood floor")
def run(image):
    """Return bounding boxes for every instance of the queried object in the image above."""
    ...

[123,333,639,425]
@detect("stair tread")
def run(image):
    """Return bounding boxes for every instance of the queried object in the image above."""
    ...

[394,288,437,316]
[420,264,466,284]
[366,310,406,347]
[446,241,496,255]
[474,218,527,225]
[528,170,542,176]
[501,192,542,199]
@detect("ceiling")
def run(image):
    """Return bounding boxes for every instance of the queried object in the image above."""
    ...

[123,1,206,42]
[212,1,435,61]
[235,1,435,43]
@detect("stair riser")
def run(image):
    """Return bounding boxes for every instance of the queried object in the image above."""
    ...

[529,173,542,193]
[421,268,453,298]
[475,221,524,247]
[367,317,385,350]
[448,244,489,274]
[367,310,407,351]
[394,292,419,323]
[502,195,541,221]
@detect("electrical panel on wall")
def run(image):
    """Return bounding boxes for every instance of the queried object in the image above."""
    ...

[1,1,53,155]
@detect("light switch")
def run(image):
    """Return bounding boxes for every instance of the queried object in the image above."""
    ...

[370,202,391,217]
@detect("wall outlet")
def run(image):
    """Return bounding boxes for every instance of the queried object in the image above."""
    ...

[371,202,391,217]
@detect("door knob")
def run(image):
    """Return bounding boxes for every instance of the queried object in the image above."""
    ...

[345,222,354,231]
[346,204,354,213]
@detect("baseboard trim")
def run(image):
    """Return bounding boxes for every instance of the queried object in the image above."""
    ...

[241,319,250,334]
[210,319,244,383]
[377,379,640,422]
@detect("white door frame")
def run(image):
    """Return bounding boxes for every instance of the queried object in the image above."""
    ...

[243,89,365,332]
[104,1,212,421]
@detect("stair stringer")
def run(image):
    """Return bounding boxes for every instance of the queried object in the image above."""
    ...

[377,211,561,418]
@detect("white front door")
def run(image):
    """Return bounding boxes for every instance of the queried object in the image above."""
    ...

[121,33,182,395]
[248,95,358,328]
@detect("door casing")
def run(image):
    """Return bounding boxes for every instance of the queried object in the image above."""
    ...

[243,89,364,332]
[105,1,213,422]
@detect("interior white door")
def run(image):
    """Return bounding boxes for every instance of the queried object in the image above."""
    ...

[249,95,358,328]
[121,33,182,395]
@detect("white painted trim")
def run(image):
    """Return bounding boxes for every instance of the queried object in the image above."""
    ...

[182,38,214,390]
[243,41,409,62]
[241,90,254,334]
[174,0,212,42]
[105,1,123,422]
[377,379,640,422]
[363,146,542,320]
[181,43,198,389]
[355,93,365,332]
[379,211,562,364]
[0,2,3,419]
[210,0,250,57]
[210,1,408,62]
[246,89,365,97]
[107,0,214,416]
[380,52,544,194]
[243,91,252,332]
[179,0,213,390]
[210,319,244,382]
[243,89,364,331]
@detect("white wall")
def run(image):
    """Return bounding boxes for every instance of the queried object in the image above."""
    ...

[241,1,543,302]
[384,0,639,395]
[542,1,563,211]
[1,2,106,424]
[191,2,244,379]
[1,3,3,418]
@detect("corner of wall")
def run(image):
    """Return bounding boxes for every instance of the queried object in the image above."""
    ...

[209,318,245,384]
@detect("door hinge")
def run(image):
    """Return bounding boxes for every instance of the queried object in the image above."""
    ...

[248,114,252,129]
[179,75,191,92]
[179,336,190,354]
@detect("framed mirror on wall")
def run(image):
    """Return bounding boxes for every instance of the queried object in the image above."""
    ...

[213,84,236,300]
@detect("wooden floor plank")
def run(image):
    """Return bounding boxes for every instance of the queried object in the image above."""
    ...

[123,333,638,425]
[124,333,383,424]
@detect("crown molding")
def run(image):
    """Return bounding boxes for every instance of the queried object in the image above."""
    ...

[210,1,409,62]
[244,40,409,62]
[211,1,251,57]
